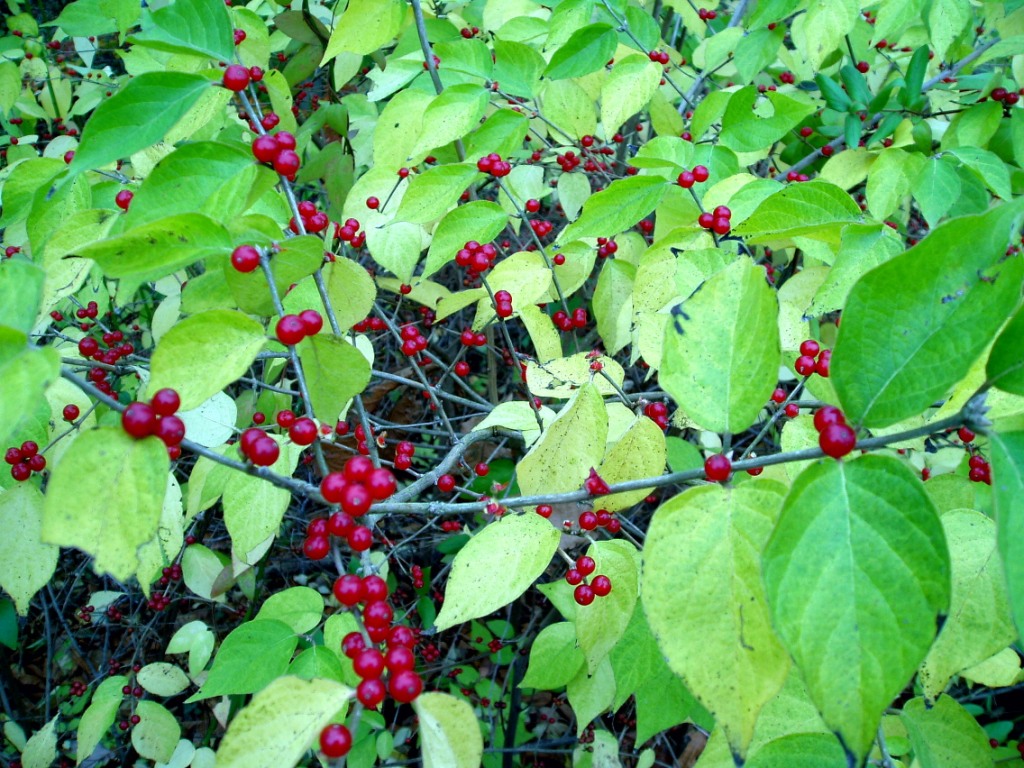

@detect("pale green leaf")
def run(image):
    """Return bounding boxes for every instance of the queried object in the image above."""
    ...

[22,717,58,768]
[544,23,617,80]
[593,260,635,355]
[720,87,816,153]
[559,175,667,243]
[644,480,790,756]
[0,345,59,455]
[0,484,57,615]
[214,677,352,768]
[912,156,961,228]
[866,149,921,220]
[808,223,904,316]
[762,456,950,760]
[320,0,403,63]
[661,258,780,434]
[539,79,597,142]
[596,417,666,511]
[424,202,508,277]
[297,334,371,422]
[575,540,638,674]
[415,692,484,768]
[800,0,858,69]
[254,586,324,634]
[434,513,560,631]
[411,85,489,160]
[746,734,847,768]
[732,181,863,245]
[132,701,180,764]
[566,656,615,734]
[77,676,129,764]
[558,170,592,222]
[42,428,168,581]
[189,619,298,701]
[520,622,585,689]
[128,0,232,59]
[601,55,660,134]
[396,164,480,224]
[901,695,993,768]
[223,438,301,561]
[149,309,266,411]
[138,662,191,697]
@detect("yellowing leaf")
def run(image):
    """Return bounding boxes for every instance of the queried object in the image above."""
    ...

[434,513,560,630]
[215,676,352,768]
[148,309,266,411]
[597,417,666,512]
[0,484,57,615]
[517,383,608,496]
[575,540,639,673]
[410,85,489,161]
[414,693,484,768]
[42,428,168,581]
[320,0,404,64]
[601,55,660,134]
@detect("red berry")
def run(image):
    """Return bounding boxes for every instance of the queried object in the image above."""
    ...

[813,406,846,432]
[230,244,261,272]
[794,355,816,376]
[78,337,99,357]
[576,556,596,576]
[299,309,323,336]
[698,212,714,229]
[799,339,820,358]
[584,468,610,495]
[347,525,373,551]
[388,670,423,703]
[327,511,354,537]
[251,135,279,163]
[303,535,330,560]
[704,453,731,482]
[474,462,489,477]
[273,149,300,177]
[341,483,372,516]
[363,574,389,601]
[62,404,80,422]
[321,472,348,503]
[591,575,612,596]
[366,196,380,209]
[814,350,831,377]
[222,65,250,91]
[344,455,374,482]
[154,415,186,446]
[536,504,552,518]
[353,648,385,679]
[578,510,599,530]
[289,417,318,446]
[437,474,456,492]
[275,315,306,345]
[115,190,134,210]
[784,403,799,418]
[122,402,157,438]
[711,216,731,235]
[366,468,397,500]
[692,165,709,182]
[574,584,595,606]
[385,644,415,673]
[362,600,393,628]
[771,388,786,404]
[957,427,975,443]
[357,677,386,708]
[856,61,869,73]
[249,436,280,466]
[819,423,857,458]
[565,568,583,586]
[319,724,352,758]
[11,463,31,481]
[342,632,365,658]
[151,388,180,416]
[333,574,364,606]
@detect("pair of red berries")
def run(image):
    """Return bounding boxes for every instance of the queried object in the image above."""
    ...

[476,152,511,177]
[275,310,323,346]
[221,64,260,92]
[238,427,281,467]
[647,50,670,64]
[794,339,832,378]
[676,165,710,188]
[813,406,857,458]
[494,290,513,319]
[584,468,610,495]
[967,454,992,485]
[460,328,488,347]
[552,307,587,332]
[698,205,732,235]
[249,129,300,178]
[289,200,330,235]
[122,389,185,457]
[392,440,416,471]
[5,441,46,481]
[644,401,669,430]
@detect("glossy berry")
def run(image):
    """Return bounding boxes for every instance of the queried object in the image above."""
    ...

[341,483,372,516]
[366,467,397,500]
[62,404,80,422]
[704,454,731,482]
[347,525,373,551]
[565,568,583,585]
[389,670,423,703]
[363,600,393,628]
[299,309,323,335]
[578,510,599,530]
[230,244,261,272]
[591,575,612,596]
[366,196,380,209]
[363,574,389,601]
[353,648,385,679]
[584,468,610,495]
[275,314,306,345]
[536,504,552,518]
[815,350,831,377]
[289,417,318,446]
[273,149,300,177]
[303,535,330,560]
[122,402,157,438]
[454,361,470,377]
[813,406,846,432]
[799,339,820,357]
[222,64,250,91]
[794,355,816,376]
[251,135,279,163]
[385,644,416,673]
[319,724,352,758]
[333,574,364,606]
[151,388,181,416]
[574,584,595,606]
[474,462,489,477]
[957,427,975,443]
[819,423,857,458]
[576,556,596,576]
[341,631,366,658]
[357,677,386,708]
[155,415,186,446]
[437,474,456,492]
[114,190,133,211]
[692,165,709,182]
[327,511,354,537]
[771,388,786,404]
[344,455,374,482]
[249,436,280,466]
[321,472,348,503]
[784,403,799,418]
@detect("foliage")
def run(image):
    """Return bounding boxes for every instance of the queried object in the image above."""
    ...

[2,0,1024,767]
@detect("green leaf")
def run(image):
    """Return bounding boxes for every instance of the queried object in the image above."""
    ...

[76,213,232,282]
[559,175,667,243]
[0,260,43,335]
[131,701,180,764]
[566,656,615,734]
[762,456,950,761]
[746,734,847,768]
[424,202,508,277]
[68,73,211,175]
[732,181,862,245]
[635,674,705,746]
[593,259,635,355]
[808,223,904,316]
[904,45,929,98]
[465,109,530,162]
[396,164,481,224]
[137,663,191,697]
[539,79,597,142]
[189,620,298,701]
[990,431,1024,638]
[948,146,1013,201]
[643,480,790,756]
[866,149,920,220]
[601,55,660,134]
[434,513,560,631]
[520,622,585,689]
[575,540,638,673]
[661,258,780,434]
[720,87,817,152]
[517,383,608,496]
[214,677,352,768]
[129,0,231,59]
[414,692,484,768]
[608,607,669,708]
[558,172,591,222]
[223,438,300,561]
[411,85,489,160]
[987,305,1024,396]
[23,717,58,768]
[901,695,994,767]
[0,344,58,455]
[320,0,403,63]
[77,676,129,764]
[544,23,617,80]
[149,309,266,411]
[289,646,345,682]
[493,38,546,98]
[254,586,324,634]
[596,416,666,511]
[734,26,785,83]
[918,510,1016,700]
[42,428,168,581]
[225,234,325,316]
[0,484,58,615]
[801,0,858,70]
[831,202,1024,427]
[297,334,371,423]
[0,599,16,650]
[912,156,961,228]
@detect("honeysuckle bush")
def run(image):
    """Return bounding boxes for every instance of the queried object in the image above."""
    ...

[3,0,1024,765]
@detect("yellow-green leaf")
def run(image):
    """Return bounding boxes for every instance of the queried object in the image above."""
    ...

[601,55,660,134]
[320,0,404,64]
[415,692,484,768]
[0,484,57,615]
[596,416,666,512]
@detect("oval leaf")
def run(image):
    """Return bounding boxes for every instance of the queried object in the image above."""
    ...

[414,692,484,768]
[0,484,57,615]
[558,175,667,244]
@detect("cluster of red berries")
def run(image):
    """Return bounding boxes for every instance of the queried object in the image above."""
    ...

[422,53,441,70]
[159,563,183,587]
[147,591,171,611]
[494,290,513,319]
[529,218,554,238]
[122,389,185,458]
[115,189,133,210]
[273,410,319,445]
[459,26,480,38]
[476,152,512,177]
[455,240,499,273]
[647,50,670,64]
[552,307,588,332]
[989,87,1021,107]
[275,309,323,346]
[697,7,717,20]
[573,507,621,534]
[76,604,96,624]
[596,237,618,258]
[677,164,710,188]
[78,330,133,363]
[785,169,812,182]
[5,441,45,481]
[238,427,282,466]
[393,440,416,471]
[399,323,429,357]
[69,681,87,697]
[303,457,397,557]
[968,453,992,484]
[75,300,100,321]
[794,339,831,378]
[250,129,300,178]
[565,556,613,606]
[289,200,330,234]
[584,468,610,495]
[644,401,669,430]
[698,205,732,235]
[813,406,857,458]
[353,316,387,334]
[411,564,425,589]
[460,328,489,347]
[556,151,581,172]
[335,217,366,247]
